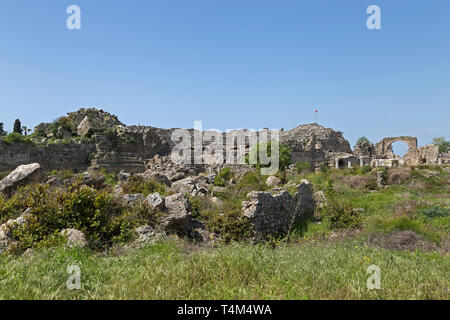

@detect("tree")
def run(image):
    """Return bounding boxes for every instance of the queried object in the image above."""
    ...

[355,136,371,148]
[246,141,292,172]
[13,119,22,135]
[432,137,450,153]
[0,122,6,136]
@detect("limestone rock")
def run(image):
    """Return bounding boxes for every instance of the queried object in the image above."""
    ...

[61,228,88,248]
[169,172,185,182]
[242,180,315,241]
[146,192,165,210]
[135,225,162,244]
[0,163,43,196]
[211,186,226,196]
[210,197,224,207]
[121,193,145,206]
[171,177,196,194]
[149,172,171,187]
[266,176,281,187]
[80,172,105,189]
[160,193,192,232]
[77,116,93,136]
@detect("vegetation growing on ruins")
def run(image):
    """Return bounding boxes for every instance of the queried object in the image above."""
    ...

[246,141,292,172]
[432,137,450,153]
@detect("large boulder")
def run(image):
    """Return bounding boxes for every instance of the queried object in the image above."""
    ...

[160,193,192,232]
[80,172,105,189]
[0,163,43,196]
[242,180,315,241]
[171,177,196,194]
[148,172,171,187]
[134,225,163,244]
[77,116,93,136]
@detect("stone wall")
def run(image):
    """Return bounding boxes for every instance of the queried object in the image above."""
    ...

[242,180,315,240]
[0,141,95,172]
[375,136,418,159]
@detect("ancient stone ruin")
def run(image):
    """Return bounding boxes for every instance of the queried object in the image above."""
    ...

[1,108,447,175]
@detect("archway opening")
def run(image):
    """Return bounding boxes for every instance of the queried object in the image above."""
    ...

[391,141,410,158]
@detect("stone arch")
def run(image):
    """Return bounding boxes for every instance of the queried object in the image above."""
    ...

[375,136,417,159]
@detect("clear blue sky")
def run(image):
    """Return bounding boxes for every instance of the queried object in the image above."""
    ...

[0,0,449,152]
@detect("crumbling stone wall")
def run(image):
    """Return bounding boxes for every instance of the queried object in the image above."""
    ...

[0,141,95,172]
[242,180,315,240]
[375,136,417,159]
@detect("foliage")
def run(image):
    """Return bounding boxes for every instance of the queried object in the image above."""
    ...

[354,136,371,148]
[322,192,361,229]
[0,182,157,253]
[121,175,166,197]
[294,161,311,174]
[246,141,292,173]
[432,137,450,153]
[49,169,75,180]
[356,165,372,175]
[2,132,33,144]
[319,163,329,173]
[103,128,120,147]
[0,122,6,136]
[214,167,233,187]
[13,119,22,134]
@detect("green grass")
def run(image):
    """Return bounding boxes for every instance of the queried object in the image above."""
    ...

[0,240,447,299]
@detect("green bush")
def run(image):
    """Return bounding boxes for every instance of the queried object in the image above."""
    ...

[356,165,372,175]
[294,161,311,174]
[319,163,329,173]
[0,182,157,253]
[122,175,166,197]
[214,167,233,187]
[354,136,371,148]
[2,132,33,144]
[49,169,74,180]
[322,193,360,229]
[246,142,292,173]
[432,137,450,153]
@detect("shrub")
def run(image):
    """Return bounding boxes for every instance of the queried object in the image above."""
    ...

[2,132,32,144]
[0,182,157,253]
[319,163,329,173]
[121,175,166,197]
[356,165,372,175]
[205,208,253,244]
[322,192,360,229]
[364,176,378,190]
[214,167,233,187]
[246,142,292,173]
[49,169,74,180]
[294,161,312,174]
